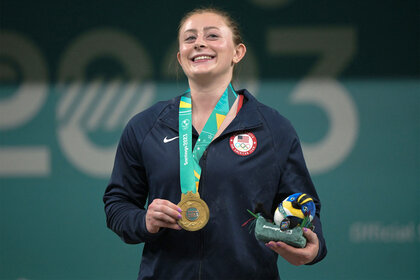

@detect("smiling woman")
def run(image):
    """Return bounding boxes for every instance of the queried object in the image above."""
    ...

[103,6,327,280]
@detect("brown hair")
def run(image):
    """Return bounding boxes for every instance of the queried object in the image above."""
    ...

[177,7,243,46]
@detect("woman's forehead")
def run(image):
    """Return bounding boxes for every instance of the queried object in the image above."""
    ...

[181,12,228,32]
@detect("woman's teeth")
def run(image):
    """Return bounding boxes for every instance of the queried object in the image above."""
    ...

[193,56,213,62]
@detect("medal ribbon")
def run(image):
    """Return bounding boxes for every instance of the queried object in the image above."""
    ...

[179,83,237,194]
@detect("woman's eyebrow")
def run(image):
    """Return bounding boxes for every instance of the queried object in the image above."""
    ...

[184,26,220,33]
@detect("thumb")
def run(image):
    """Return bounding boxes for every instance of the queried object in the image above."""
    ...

[303,228,318,244]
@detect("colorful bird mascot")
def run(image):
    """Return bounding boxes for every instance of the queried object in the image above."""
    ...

[244,193,316,248]
[274,193,316,230]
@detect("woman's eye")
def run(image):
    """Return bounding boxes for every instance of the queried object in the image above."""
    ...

[185,36,196,41]
[208,34,219,39]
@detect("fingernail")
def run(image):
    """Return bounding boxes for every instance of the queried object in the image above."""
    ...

[177,208,182,213]
[303,227,307,232]
[178,214,182,219]
[265,243,271,248]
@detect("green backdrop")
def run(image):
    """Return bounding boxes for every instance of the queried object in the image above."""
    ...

[1,1,419,279]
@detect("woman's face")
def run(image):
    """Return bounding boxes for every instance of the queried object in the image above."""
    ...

[177,12,244,81]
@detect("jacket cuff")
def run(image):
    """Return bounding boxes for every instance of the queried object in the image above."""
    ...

[138,212,166,242]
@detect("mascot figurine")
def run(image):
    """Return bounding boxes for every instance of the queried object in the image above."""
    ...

[245,193,316,248]
[274,193,315,230]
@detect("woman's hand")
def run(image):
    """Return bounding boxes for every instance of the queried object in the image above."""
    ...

[145,199,183,234]
[265,228,319,266]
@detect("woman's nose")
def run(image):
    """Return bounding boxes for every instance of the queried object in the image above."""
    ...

[194,36,206,49]
[194,44,205,50]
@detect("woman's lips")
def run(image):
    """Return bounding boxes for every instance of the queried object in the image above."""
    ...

[191,55,215,62]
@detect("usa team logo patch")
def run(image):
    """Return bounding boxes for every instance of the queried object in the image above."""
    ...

[230,132,257,156]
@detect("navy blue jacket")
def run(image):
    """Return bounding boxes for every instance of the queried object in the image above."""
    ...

[104,90,327,279]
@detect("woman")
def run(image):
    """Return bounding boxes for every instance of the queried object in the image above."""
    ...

[104,7,327,279]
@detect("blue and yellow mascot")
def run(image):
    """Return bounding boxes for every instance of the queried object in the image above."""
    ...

[245,193,316,248]
[274,193,316,230]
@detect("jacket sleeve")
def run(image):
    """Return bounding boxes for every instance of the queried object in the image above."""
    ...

[276,131,327,265]
[103,121,163,244]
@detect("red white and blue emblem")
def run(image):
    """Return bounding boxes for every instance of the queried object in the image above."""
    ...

[229,132,257,156]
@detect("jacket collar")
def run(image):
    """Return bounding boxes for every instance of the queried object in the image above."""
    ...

[159,89,263,135]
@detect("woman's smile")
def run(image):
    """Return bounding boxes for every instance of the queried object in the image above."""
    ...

[190,54,216,63]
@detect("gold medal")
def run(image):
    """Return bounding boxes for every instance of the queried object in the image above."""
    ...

[177,191,209,231]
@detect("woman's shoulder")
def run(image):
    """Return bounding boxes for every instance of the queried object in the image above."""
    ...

[239,89,295,131]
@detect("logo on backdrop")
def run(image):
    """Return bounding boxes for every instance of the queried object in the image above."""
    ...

[230,132,257,156]
[56,29,155,178]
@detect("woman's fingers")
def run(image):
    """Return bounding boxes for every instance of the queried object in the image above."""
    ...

[152,199,182,220]
[146,199,183,233]
[303,227,318,245]
[265,228,319,266]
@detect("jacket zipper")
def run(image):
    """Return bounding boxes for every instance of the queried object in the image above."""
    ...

[198,148,208,280]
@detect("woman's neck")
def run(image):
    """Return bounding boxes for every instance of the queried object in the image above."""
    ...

[188,75,233,134]
[188,75,231,113]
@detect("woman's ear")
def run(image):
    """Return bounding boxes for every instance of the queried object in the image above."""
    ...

[177,52,182,66]
[233,43,247,64]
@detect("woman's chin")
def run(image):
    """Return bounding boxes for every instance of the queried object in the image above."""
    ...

[188,68,232,81]
[189,69,216,79]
